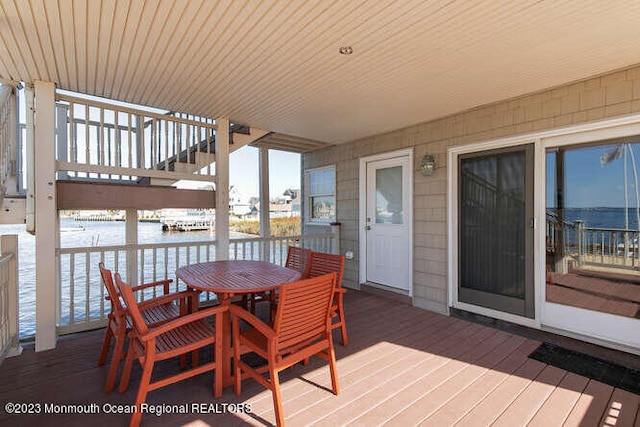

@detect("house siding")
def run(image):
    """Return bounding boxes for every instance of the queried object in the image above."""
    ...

[303,64,640,315]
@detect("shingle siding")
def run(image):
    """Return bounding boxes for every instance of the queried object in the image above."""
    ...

[303,64,640,315]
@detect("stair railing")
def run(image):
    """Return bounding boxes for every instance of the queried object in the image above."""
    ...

[55,93,218,183]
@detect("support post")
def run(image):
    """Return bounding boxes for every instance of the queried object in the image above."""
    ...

[25,84,35,233]
[576,220,583,267]
[125,209,138,287]
[55,103,68,180]
[1,235,22,358]
[34,81,58,351]
[330,222,341,255]
[215,118,230,260]
[8,86,17,193]
[259,147,270,261]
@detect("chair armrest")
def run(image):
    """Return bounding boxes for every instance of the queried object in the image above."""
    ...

[137,289,197,310]
[140,305,227,341]
[335,288,347,294]
[132,279,173,294]
[229,304,277,340]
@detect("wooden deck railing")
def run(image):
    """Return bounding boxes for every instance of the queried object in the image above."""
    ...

[0,235,20,364]
[55,233,338,334]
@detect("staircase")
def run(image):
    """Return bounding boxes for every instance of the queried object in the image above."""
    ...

[156,124,254,174]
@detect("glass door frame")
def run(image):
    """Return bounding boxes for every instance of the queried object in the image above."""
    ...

[457,144,535,319]
[448,115,640,353]
[449,139,542,329]
[540,125,640,354]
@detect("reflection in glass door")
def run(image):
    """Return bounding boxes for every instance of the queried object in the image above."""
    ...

[458,144,534,318]
[546,140,640,321]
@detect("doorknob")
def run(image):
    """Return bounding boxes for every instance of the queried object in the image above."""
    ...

[365,225,371,231]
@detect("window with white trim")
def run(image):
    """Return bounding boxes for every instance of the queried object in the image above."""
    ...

[305,166,335,223]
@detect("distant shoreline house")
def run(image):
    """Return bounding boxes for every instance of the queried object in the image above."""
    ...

[249,189,301,219]
[229,186,253,217]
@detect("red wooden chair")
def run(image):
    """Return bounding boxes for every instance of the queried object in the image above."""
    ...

[231,273,339,427]
[284,245,312,277]
[97,262,196,392]
[115,272,225,427]
[255,245,312,319]
[307,251,348,345]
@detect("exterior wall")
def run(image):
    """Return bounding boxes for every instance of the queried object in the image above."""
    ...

[302,64,640,315]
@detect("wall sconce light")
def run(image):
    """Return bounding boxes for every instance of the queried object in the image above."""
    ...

[420,154,436,176]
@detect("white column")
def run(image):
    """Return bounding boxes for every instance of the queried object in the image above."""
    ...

[215,118,230,260]
[24,84,35,233]
[125,209,138,286]
[34,81,57,351]
[259,147,270,261]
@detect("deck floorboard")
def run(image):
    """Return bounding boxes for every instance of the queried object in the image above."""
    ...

[0,290,638,426]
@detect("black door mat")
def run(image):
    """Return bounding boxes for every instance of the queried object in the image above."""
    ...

[529,342,640,396]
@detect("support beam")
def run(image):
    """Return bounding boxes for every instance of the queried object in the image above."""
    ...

[215,117,230,260]
[25,84,35,233]
[125,209,138,287]
[259,147,270,261]
[34,81,57,351]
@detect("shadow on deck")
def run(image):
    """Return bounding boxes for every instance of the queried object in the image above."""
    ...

[0,290,638,426]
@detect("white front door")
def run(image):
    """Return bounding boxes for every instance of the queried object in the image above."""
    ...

[365,155,411,291]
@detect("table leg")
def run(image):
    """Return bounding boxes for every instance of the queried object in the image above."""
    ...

[219,294,234,388]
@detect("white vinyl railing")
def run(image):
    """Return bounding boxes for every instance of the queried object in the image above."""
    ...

[0,235,20,364]
[56,233,338,334]
[55,93,218,183]
[0,85,16,196]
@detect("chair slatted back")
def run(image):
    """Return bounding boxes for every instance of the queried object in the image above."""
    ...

[307,252,345,289]
[285,246,311,278]
[99,262,125,314]
[114,272,150,336]
[273,273,336,352]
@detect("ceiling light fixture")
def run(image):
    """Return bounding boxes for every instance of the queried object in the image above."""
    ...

[339,46,353,55]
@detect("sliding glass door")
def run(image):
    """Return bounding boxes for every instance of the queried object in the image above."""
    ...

[544,138,640,350]
[458,144,535,318]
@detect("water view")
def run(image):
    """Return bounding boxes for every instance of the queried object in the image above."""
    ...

[2,219,231,339]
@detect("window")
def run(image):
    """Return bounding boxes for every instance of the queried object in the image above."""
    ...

[306,166,335,223]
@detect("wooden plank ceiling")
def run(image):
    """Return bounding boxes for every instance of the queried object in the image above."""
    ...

[2,1,640,146]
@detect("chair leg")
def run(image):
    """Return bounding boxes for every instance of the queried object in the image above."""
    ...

[104,332,125,392]
[180,354,187,369]
[336,299,348,346]
[118,344,135,394]
[192,349,199,368]
[249,294,256,314]
[327,342,340,395]
[130,360,153,427]
[270,368,285,427]
[98,326,113,366]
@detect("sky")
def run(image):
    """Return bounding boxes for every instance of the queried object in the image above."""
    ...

[229,146,300,197]
[546,143,640,208]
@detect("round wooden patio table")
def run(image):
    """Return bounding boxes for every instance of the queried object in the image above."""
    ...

[176,260,301,387]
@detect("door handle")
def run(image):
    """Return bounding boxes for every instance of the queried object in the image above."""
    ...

[365,225,371,231]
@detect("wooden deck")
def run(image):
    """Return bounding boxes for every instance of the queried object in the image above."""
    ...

[548,269,640,319]
[0,290,638,426]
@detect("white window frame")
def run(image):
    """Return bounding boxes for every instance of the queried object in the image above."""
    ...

[305,165,336,224]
